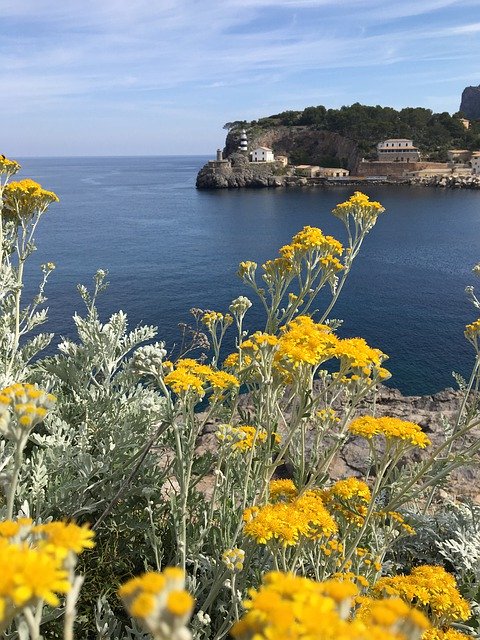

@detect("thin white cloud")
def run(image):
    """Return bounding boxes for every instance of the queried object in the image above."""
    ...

[1,0,479,153]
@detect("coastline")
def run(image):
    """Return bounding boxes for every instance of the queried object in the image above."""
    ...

[196,157,480,190]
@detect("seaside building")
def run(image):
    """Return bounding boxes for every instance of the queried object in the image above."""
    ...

[318,167,349,178]
[239,129,248,152]
[377,139,420,162]
[447,149,471,164]
[472,154,480,175]
[251,147,275,163]
[295,165,320,177]
[276,155,289,167]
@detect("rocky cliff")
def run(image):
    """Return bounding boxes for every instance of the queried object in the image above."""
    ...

[460,85,480,120]
[225,126,361,172]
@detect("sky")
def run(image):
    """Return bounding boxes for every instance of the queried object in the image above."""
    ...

[1,0,480,156]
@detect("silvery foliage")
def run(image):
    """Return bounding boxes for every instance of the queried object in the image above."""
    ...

[0,258,54,387]
[391,501,480,618]
[4,272,176,636]
[95,596,149,640]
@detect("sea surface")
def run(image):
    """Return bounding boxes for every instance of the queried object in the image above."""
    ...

[16,155,480,396]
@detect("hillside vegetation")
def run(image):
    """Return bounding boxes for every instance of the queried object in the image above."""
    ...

[225,103,480,162]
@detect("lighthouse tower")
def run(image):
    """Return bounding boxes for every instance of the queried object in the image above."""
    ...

[238,129,248,153]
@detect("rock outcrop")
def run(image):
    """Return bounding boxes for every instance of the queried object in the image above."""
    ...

[460,85,480,121]
[409,174,480,189]
[196,152,285,189]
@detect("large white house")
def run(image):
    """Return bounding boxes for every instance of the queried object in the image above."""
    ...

[251,147,275,163]
[377,139,420,162]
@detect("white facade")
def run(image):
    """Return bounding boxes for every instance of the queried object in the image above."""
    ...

[251,147,275,163]
[377,139,420,162]
[472,156,480,175]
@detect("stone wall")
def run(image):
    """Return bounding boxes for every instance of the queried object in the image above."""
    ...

[357,161,448,177]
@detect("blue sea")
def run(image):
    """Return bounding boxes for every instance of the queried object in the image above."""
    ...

[16,156,480,396]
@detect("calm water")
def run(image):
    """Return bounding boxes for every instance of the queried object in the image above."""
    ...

[16,156,480,395]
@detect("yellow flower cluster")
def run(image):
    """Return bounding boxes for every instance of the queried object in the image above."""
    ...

[0,156,21,177]
[0,383,56,441]
[231,571,429,640]
[279,226,344,268]
[240,332,279,351]
[164,359,239,397]
[223,352,253,370]
[243,490,337,546]
[334,337,387,373]
[33,521,95,555]
[269,479,299,502]
[348,416,431,449]
[201,311,233,328]
[323,478,371,527]
[374,510,416,536]
[465,318,480,349]
[216,424,279,453]
[262,256,297,279]
[119,567,194,640]
[3,179,59,219]
[328,478,371,502]
[374,565,470,626]
[317,408,340,424]
[276,316,337,368]
[0,519,95,630]
[222,547,245,572]
[332,192,385,231]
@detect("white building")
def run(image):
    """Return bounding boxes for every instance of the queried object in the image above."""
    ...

[471,155,480,175]
[251,147,275,163]
[377,139,420,162]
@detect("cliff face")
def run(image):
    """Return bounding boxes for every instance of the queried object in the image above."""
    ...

[460,85,480,120]
[224,126,362,172]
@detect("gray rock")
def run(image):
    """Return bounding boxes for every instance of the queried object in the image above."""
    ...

[460,85,480,120]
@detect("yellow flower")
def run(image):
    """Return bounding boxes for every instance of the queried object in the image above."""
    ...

[222,547,245,572]
[3,179,59,219]
[243,490,337,547]
[349,415,431,448]
[0,383,56,441]
[0,156,21,177]
[34,521,95,555]
[119,568,194,638]
[332,192,385,232]
[276,316,338,369]
[0,540,70,627]
[231,571,429,640]
[374,565,470,626]
[269,479,298,502]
